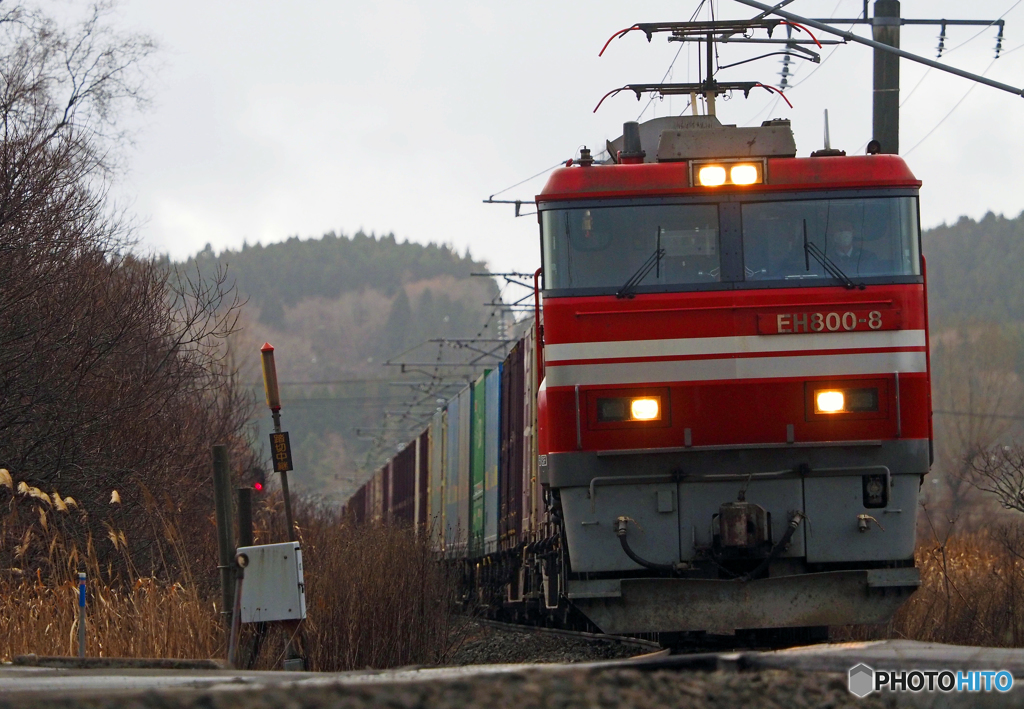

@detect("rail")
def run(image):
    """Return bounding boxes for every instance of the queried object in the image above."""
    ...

[471,617,667,657]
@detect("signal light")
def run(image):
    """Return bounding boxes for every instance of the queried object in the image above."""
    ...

[249,464,267,492]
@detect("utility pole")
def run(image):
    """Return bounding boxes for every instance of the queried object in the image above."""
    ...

[806,0,1010,155]
[873,0,900,154]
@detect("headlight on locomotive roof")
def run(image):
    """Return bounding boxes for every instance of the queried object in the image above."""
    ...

[630,397,660,421]
[730,163,760,185]
[815,390,845,414]
[697,165,727,187]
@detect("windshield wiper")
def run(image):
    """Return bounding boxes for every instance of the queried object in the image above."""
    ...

[803,219,864,291]
[616,247,666,299]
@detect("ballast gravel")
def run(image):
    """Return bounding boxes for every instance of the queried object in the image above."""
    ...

[0,669,891,709]
[445,620,648,665]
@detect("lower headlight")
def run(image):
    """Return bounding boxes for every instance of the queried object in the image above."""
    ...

[597,395,662,422]
[815,390,845,413]
[630,397,660,420]
[811,386,880,415]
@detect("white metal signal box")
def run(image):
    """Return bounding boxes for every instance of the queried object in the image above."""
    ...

[236,541,306,623]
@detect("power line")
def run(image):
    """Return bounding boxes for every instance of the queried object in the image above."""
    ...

[899,0,1023,109]
[486,160,570,201]
[904,55,1000,156]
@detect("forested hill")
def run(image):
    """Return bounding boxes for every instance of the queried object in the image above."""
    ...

[924,211,1024,327]
[183,231,503,500]
[190,231,491,327]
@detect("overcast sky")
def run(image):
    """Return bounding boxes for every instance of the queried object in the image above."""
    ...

[97,0,1024,275]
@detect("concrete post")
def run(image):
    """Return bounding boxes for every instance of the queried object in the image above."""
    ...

[212,445,235,625]
[237,487,254,548]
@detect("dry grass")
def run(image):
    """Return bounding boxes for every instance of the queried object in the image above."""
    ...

[0,474,458,669]
[837,522,1024,646]
[0,577,221,660]
[274,510,459,671]
[22,463,1024,662]
[0,473,223,661]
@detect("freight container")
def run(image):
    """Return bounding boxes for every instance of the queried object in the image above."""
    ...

[484,366,501,554]
[499,341,525,550]
[390,441,416,525]
[455,385,472,557]
[470,373,487,557]
[429,409,446,551]
[417,430,429,532]
[445,395,461,555]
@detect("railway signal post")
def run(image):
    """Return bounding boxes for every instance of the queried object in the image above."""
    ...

[261,342,297,542]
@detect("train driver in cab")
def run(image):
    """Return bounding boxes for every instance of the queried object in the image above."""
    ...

[827,215,877,274]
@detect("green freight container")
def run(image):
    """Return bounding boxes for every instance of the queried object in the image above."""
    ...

[469,372,488,557]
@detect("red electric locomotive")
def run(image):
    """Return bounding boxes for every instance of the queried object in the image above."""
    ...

[535,114,929,634]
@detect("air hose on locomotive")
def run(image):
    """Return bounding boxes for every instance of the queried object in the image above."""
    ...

[614,516,688,575]
[736,511,805,582]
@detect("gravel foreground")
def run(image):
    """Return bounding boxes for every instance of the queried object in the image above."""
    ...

[0,668,889,709]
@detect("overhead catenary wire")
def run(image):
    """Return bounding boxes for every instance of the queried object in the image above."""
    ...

[741,0,848,126]
[486,160,570,201]
[900,0,1023,109]
[904,55,1000,156]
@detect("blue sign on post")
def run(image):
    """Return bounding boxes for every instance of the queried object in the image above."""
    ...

[78,571,86,658]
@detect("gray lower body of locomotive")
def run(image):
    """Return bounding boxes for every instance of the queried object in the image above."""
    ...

[544,439,924,634]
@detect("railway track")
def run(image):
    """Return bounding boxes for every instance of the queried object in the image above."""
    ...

[466,615,830,658]
[448,617,667,666]
[470,617,667,656]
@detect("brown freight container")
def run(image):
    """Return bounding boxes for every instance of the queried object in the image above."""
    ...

[370,469,385,523]
[499,339,525,550]
[390,440,417,525]
[350,486,367,525]
[417,430,429,530]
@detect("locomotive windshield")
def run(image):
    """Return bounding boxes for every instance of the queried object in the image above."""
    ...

[742,197,920,283]
[540,195,920,294]
[541,203,720,291]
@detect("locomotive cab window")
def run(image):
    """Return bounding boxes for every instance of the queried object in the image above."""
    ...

[742,197,920,284]
[541,204,720,293]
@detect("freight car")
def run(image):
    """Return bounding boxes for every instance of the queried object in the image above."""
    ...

[347,113,929,638]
